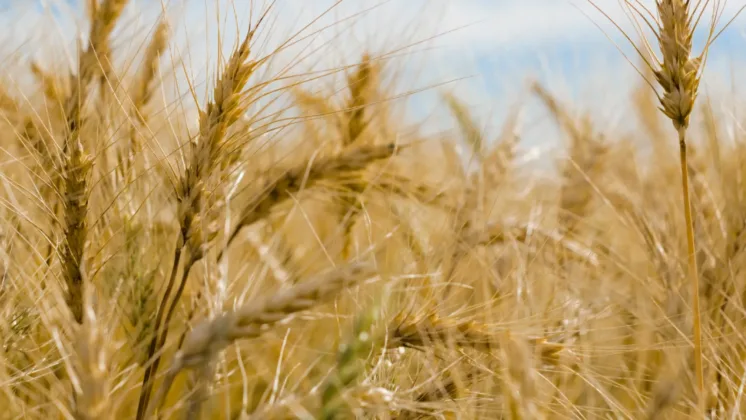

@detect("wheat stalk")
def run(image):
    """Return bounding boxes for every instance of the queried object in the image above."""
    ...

[630,0,708,406]
[589,2,731,406]
[135,20,261,418]
[654,2,707,404]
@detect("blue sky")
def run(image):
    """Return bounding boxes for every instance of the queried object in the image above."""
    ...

[3,0,746,160]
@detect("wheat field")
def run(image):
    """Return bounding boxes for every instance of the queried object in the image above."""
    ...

[1,0,746,418]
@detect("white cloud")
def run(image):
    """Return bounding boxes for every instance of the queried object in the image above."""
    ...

[437,0,746,50]
[2,0,745,160]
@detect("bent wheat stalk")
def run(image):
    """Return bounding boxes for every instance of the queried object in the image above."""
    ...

[145,261,377,419]
[220,143,398,258]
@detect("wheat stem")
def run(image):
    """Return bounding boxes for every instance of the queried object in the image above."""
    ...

[679,125,704,404]
[139,251,195,414]
[135,240,183,420]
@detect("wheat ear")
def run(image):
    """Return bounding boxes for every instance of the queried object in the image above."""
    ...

[343,53,374,147]
[60,140,92,324]
[337,54,377,258]
[221,143,398,257]
[443,91,484,159]
[60,0,129,323]
[131,19,169,126]
[389,312,564,366]
[125,18,169,180]
[145,261,377,419]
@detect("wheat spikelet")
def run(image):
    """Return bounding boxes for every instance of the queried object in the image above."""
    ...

[481,107,520,189]
[389,311,496,353]
[646,377,680,419]
[177,25,258,261]
[89,0,129,91]
[334,170,448,259]
[389,313,563,419]
[0,83,17,114]
[293,86,338,121]
[344,54,375,147]
[332,53,382,258]
[393,368,479,420]
[443,91,484,159]
[652,1,701,131]
[438,93,522,295]
[87,0,99,23]
[60,140,92,323]
[0,214,16,298]
[30,61,69,105]
[17,116,62,267]
[114,21,171,360]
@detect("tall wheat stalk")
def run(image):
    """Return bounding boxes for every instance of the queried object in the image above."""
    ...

[589,0,736,411]
[647,1,707,406]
